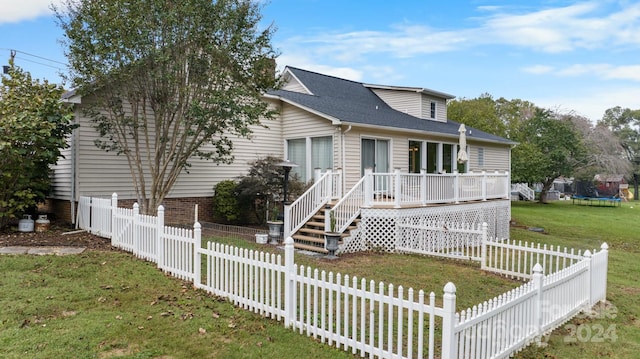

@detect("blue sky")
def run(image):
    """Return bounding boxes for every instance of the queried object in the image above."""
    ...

[1,0,639,122]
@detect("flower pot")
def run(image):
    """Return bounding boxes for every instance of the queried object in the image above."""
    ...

[267,221,283,244]
[324,232,341,258]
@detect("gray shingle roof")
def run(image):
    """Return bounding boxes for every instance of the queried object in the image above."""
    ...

[268,67,514,145]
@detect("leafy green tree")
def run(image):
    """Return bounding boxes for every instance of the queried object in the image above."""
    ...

[512,109,586,202]
[0,60,75,228]
[447,94,538,140]
[53,0,279,214]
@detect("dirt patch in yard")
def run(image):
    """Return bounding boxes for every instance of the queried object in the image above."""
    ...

[0,222,114,251]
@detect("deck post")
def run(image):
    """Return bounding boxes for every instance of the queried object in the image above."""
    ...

[482,171,487,201]
[504,171,511,199]
[453,170,460,204]
[394,168,401,208]
[364,168,373,207]
[420,169,427,206]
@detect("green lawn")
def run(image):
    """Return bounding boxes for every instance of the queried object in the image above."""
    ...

[511,200,640,358]
[0,200,637,358]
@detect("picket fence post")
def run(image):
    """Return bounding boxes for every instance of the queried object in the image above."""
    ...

[480,222,488,270]
[441,282,457,358]
[111,193,118,244]
[193,221,201,285]
[283,236,295,328]
[583,249,593,308]
[157,205,165,270]
[532,263,544,345]
[133,203,140,257]
[597,243,609,304]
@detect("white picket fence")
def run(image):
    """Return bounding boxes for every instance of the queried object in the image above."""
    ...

[78,193,609,359]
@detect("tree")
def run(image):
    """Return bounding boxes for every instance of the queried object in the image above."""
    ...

[447,93,507,137]
[0,60,75,228]
[512,109,586,202]
[568,114,631,180]
[598,106,640,174]
[447,94,538,140]
[235,156,307,225]
[53,0,279,214]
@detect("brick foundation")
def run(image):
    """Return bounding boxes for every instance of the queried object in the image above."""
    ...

[46,196,214,226]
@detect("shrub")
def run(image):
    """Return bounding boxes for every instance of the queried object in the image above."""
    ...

[212,180,240,223]
[236,156,308,225]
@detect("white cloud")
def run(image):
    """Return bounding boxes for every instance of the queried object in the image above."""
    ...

[546,63,640,82]
[0,0,64,24]
[480,2,640,52]
[522,65,555,74]
[532,85,640,122]
[277,1,640,64]
[275,53,363,82]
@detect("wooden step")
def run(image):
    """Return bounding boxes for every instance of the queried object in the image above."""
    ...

[299,228,326,236]
[292,234,325,245]
[293,242,328,254]
[306,220,325,228]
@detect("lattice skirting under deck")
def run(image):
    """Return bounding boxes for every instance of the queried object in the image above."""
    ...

[339,200,510,254]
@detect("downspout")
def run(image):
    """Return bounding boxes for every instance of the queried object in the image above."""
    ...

[71,118,78,228]
[341,125,352,196]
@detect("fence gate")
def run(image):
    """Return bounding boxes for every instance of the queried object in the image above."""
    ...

[395,220,487,261]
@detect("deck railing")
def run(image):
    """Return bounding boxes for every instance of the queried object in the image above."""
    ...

[369,170,510,207]
[285,169,341,238]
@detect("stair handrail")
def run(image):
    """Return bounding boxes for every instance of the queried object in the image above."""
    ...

[326,174,367,234]
[284,170,333,238]
[511,183,534,201]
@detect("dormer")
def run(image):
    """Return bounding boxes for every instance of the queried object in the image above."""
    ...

[364,84,455,122]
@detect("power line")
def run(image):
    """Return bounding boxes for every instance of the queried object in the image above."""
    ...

[15,57,65,71]
[0,48,68,66]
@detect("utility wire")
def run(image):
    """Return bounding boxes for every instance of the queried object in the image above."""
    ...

[0,48,68,66]
[15,57,65,71]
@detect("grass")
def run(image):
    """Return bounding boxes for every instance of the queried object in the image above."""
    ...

[510,200,640,358]
[1,200,638,358]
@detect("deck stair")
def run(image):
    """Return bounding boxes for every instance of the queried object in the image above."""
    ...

[291,203,359,254]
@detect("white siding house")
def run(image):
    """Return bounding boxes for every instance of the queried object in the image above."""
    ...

[49,66,514,225]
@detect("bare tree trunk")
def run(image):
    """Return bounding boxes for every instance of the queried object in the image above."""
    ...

[539,178,555,203]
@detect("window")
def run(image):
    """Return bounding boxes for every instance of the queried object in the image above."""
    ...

[311,136,333,171]
[442,144,453,173]
[430,101,436,119]
[426,142,438,173]
[287,138,306,180]
[408,141,421,173]
[287,136,333,182]
[477,147,484,167]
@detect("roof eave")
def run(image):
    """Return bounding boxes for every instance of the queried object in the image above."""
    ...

[363,83,455,100]
[263,93,342,125]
